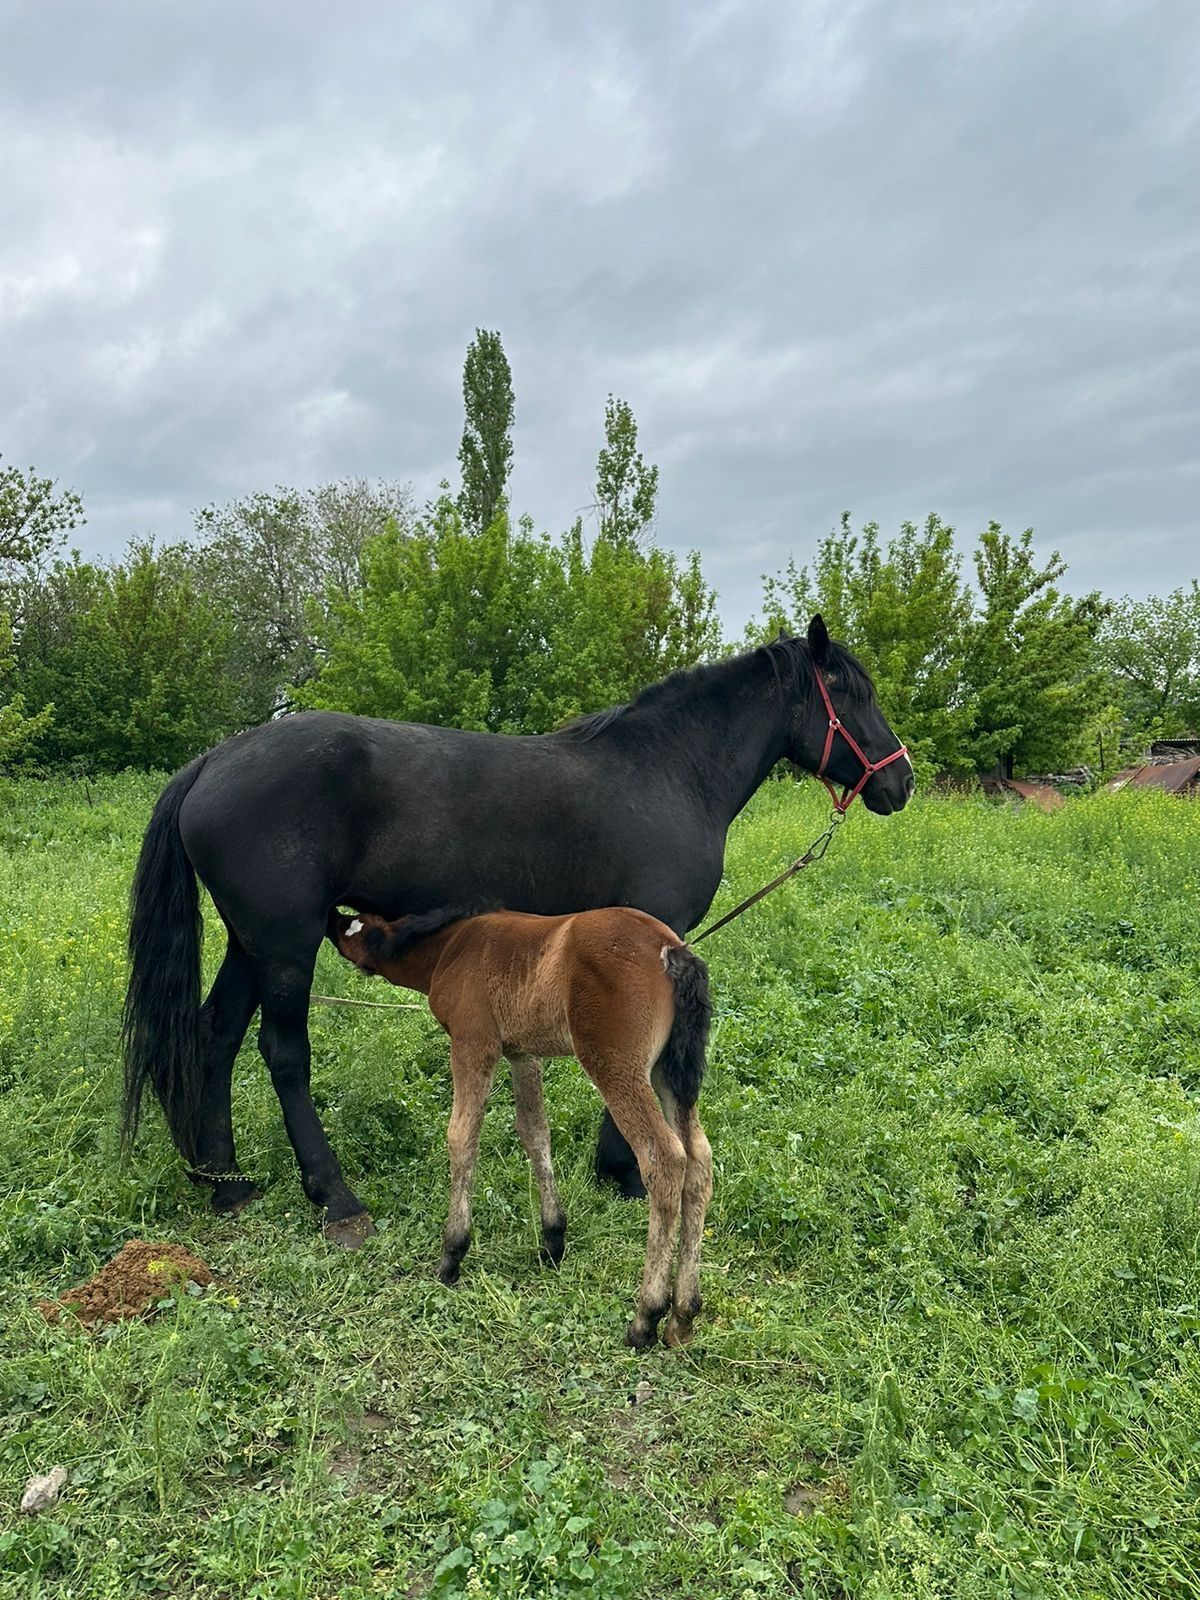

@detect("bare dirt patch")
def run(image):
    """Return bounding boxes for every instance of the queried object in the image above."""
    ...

[38,1240,213,1327]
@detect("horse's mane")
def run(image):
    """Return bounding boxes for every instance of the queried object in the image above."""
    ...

[552,634,877,744]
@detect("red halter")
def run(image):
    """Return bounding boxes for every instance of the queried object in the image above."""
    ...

[813,666,910,815]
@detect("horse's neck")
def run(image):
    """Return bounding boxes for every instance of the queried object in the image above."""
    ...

[621,654,789,827]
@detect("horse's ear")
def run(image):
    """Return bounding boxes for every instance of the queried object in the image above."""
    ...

[807,614,830,666]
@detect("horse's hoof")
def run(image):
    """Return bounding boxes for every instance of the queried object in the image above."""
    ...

[212,1180,261,1217]
[625,1318,659,1351]
[323,1212,376,1251]
[436,1260,461,1286]
[663,1313,696,1349]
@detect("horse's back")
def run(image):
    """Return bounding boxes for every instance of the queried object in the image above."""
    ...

[175,713,582,916]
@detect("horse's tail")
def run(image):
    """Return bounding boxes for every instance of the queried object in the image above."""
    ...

[121,754,211,1162]
[658,944,713,1109]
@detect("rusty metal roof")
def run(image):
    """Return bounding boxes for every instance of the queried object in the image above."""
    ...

[1107,756,1200,794]
[982,777,1065,810]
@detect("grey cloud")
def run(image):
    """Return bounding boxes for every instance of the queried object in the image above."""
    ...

[1,0,1197,631]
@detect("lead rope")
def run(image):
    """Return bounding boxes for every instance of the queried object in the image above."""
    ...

[690,810,844,944]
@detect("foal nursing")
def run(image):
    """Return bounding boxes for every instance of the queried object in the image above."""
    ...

[328,905,713,1349]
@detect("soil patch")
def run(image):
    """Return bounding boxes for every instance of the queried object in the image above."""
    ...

[38,1240,214,1327]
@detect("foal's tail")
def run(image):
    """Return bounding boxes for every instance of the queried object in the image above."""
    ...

[121,754,210,1163]
[659,945,713,1108]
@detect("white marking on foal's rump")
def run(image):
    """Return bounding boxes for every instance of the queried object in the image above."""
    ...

[660,944,671,967]
[346,919,363,936]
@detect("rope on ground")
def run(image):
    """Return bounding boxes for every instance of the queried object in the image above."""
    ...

[310,993,425,1011]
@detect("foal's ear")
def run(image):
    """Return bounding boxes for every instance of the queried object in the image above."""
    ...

[807,614,830,666]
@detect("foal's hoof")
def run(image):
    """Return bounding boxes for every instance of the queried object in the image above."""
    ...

[625,1318,659,1351]
[323,1212,376,1251]
[211,1180,261,1217]
[663,1312,696,1349]
[539,1221,566,1269]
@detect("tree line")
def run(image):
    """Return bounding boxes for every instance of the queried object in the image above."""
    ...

[2,331,1197,778]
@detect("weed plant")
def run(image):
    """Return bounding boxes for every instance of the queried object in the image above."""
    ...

[1,774,1198,1597]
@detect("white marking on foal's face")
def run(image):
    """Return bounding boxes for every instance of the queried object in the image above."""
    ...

[346,919,363,937]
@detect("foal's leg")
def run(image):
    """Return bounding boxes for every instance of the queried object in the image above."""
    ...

[255,951,372,1247]
[650,1064,713,1347]
[438,1040,500,1285]
[585,1056,687,1348]
[663,1106,713,1348]
[193,932,261,1216]
[509,1054,566,1267]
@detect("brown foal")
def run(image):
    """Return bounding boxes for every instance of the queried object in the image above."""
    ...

[327,905,713,1348]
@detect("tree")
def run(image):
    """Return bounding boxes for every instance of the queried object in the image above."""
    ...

[9,544,241,770]
[1099,583,1200,742]
[457,329,514,536]
[594,396,659,547]
[757,513,976,775]
[0,454,84,568]
[299,491,562,732]
[190,478,413,721]
[962,525,1111,776]
[535,521,720,723]
[0,614,53,767]
[301,490,721,734]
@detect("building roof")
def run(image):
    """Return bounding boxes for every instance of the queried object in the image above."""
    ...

[1107,756,1200,794]
[982,777,1065,810]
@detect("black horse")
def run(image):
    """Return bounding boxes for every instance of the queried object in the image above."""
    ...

[123,617,913,1244]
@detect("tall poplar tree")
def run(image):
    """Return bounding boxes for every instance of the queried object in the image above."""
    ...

[457,329,515,536]
[595,395,659,546]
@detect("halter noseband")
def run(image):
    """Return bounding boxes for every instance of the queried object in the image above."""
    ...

[813,665,909,815]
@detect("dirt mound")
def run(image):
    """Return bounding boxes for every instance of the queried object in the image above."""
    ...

[39,1240,214,1327]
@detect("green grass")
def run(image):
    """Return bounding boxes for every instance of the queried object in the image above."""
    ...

[1,774,1199,1598]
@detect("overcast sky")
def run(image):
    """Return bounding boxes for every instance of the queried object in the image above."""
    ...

[2,0,1197,630]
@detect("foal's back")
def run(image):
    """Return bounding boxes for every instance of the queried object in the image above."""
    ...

[428,907,684,1060]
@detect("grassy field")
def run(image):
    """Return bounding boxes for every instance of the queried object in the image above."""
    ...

[1,774,1199,1599]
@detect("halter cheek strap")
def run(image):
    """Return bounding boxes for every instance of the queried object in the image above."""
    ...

[813,667,909,815]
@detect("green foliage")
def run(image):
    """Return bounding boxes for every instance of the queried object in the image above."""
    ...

[299,495,561,731]
[760,513,976,777]
[962,525,1112,775]
[0,453,84,567]
[0,612,54,767]
[1099,582,1200,743]
[757,516,1116,778]
[8,544,240,770]
[301,492,721,731]
[430,1452,649,1597]
[457,329,515,537]
[2,776,1199,1598]
[190,478,414,721]
[594,396,659,548]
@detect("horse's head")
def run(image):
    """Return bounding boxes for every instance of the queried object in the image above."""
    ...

[777,616,914,816]
[326,909,392,974]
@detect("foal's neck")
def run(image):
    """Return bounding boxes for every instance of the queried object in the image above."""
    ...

[379,924,461,994]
